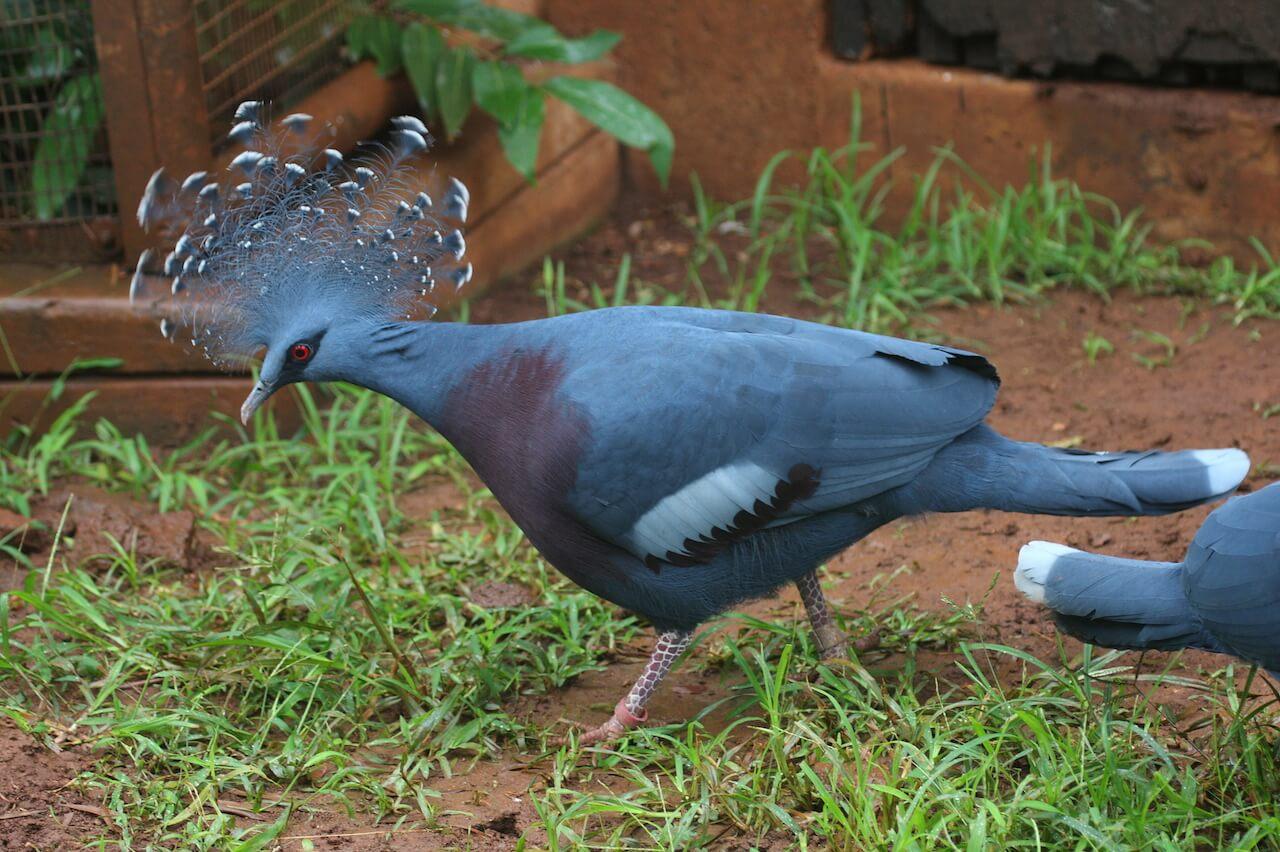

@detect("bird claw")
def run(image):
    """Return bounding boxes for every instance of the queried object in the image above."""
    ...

[552,699,647,747]
[853,629,882,653]
[818,639,850,660]
[814,623,850,660]
[816,629,881,663]
[557,716,626,747]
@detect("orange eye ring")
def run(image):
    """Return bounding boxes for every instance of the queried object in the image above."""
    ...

[290,343,314,362]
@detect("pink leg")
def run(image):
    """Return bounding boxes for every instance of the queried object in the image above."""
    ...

[567,629,693,746]
[796,570,848,659]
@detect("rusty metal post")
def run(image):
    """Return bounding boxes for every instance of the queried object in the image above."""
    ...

[92,0,212,264]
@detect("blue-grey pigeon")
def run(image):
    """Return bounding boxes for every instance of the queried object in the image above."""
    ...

[131,103,1251,743]
[1016,482,1277,675]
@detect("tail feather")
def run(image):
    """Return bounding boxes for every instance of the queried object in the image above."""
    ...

[998,441,1249,517]
[1016,541,1215,651]
[906,426,1249,518]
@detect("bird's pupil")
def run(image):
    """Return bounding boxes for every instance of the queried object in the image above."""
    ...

[293,344,310,361]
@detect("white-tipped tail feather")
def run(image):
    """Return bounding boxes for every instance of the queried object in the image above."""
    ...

[1014,541,1079,603]
[1190,448,1251,495]
[972,428,1253,518]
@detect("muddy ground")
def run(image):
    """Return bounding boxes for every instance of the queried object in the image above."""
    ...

[3,205,1278,849]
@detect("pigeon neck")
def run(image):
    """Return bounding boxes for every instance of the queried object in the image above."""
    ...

[340,320,499,426]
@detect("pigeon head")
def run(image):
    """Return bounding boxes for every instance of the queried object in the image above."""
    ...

[131,104,472,423]
[236,298,350,425]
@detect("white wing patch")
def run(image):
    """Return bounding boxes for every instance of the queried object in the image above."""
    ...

[625,461,815,567]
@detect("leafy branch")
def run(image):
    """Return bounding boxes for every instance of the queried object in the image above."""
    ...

[346,0,673,185]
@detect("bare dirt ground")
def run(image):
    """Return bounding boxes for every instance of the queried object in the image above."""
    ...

[4,205,1278,848]
[0,719,105,850]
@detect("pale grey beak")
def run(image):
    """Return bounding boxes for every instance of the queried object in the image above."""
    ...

[240,380,274,425]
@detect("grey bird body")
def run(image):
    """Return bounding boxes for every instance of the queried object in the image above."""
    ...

[310,306,1249,631]
[1017,482,1280,674]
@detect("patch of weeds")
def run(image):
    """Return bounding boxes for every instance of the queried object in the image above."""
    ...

[5,120,1280,844]
[538,100,1280,340]
[540,252,684,317]
[672,98,1280,335]
[1082,331,1115,365]
[2,382,1279,847]
[1130,328,1178,370]
[1256,402,1280,421]
[1185,319,1213,347]
[531,638,1280,849]
[1202,239,1280,325]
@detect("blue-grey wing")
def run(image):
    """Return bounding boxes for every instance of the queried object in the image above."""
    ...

[562,308,998,567]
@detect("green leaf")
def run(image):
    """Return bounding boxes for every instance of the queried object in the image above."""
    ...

[435,46,474,140]
[228,806,290,852]
[504,28,619,64]
[394,0,550,43]
[20,27,77,84]
[542,75,674,186]
[498,88,544,181]
[401,22,444,124]
[346,15,403,76]
[472,61,542,180]
[66,357,124,373]
[471,60,527,126]
[30,73,105,221]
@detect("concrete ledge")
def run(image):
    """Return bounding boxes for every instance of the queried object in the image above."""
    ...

[820,58,1280,260]
[0,376,300,445]
[0,266,207,376]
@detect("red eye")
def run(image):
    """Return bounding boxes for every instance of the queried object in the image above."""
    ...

[290,343,313,362]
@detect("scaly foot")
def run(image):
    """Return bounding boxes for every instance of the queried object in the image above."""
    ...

[814,623,849,660]
[553,699,647,747]
[550,629,692,748]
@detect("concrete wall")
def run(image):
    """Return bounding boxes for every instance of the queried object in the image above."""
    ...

[547,1,1280,260]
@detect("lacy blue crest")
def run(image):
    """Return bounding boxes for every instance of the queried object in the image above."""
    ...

[130,104,472,366]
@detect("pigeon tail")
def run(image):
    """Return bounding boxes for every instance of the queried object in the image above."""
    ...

[1015,541,1218,652]
[997,442,1249,517]
[903,425,1249,519]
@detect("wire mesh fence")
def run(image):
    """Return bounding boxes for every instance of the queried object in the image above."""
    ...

[0,0,118,260]
[1,0,360,262]
[195,0,356,151]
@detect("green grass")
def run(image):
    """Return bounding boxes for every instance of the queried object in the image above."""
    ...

[0,387,637,847]
[1,382,1278,849]
[543,98,1280,335]
[1081,332,1115,365]
[3,117,1280,847]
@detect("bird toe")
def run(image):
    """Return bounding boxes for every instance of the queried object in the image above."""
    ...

[551,716,628,748]
[552,699,647,748]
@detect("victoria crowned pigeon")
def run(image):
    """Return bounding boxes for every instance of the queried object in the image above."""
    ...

[131,105,1252,743]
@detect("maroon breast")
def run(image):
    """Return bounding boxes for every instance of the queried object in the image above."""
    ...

[440,348,621,585]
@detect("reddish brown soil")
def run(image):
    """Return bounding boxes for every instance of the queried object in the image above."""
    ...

[0,719,105,850]
[6,205,1279,846]
[0,485,207,593]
